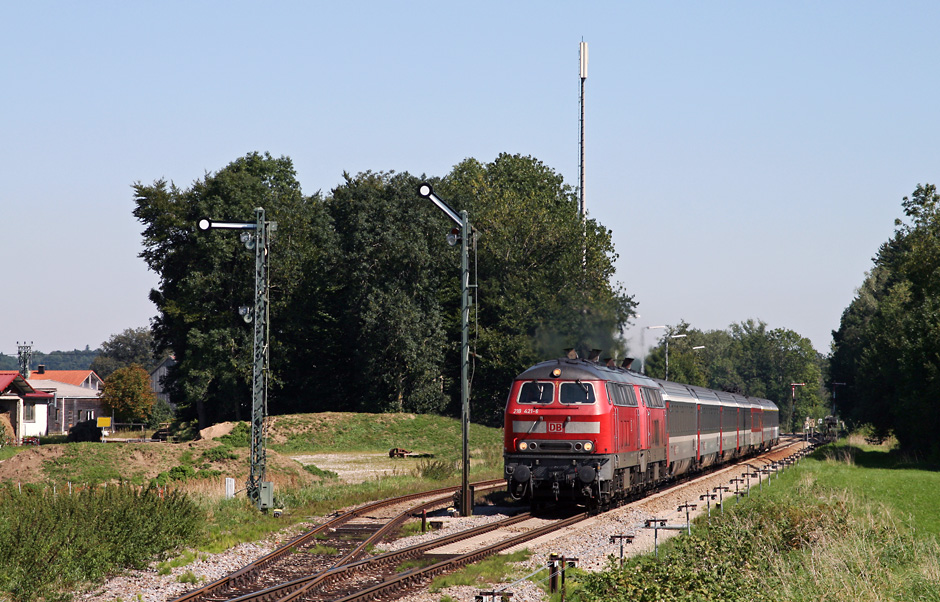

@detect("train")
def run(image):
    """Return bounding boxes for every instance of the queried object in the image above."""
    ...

[503,351,780,509]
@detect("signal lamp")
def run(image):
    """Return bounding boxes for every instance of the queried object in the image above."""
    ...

[446,227,461,246]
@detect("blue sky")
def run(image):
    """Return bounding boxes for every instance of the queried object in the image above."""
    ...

[2,2,938,358]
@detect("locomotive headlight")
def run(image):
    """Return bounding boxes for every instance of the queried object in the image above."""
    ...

[551,368,562,378]
[518,441,528,451]
[584,441,594,452]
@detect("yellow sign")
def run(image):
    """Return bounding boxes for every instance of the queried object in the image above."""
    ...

[97,417,112,428]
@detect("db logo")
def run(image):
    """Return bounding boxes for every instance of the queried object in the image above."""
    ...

[548,422,564,433]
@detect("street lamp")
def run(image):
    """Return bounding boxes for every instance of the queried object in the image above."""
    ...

[789,382,805,434]
[830,381,846,416]
[417,183,473,517]
[643,325,665,375]
[197,208,277,511]
[665,334,686,381]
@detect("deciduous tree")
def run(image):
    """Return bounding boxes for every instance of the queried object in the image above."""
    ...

[100,364,156,422]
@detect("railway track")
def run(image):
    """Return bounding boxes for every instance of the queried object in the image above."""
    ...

[172,439,815,602]
[171,479,505,602]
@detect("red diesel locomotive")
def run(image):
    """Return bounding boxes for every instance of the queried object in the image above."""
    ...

[503,353,779,508]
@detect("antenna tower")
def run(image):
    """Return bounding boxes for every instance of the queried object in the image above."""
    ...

[17,341,33,378]
[579,40,588,221]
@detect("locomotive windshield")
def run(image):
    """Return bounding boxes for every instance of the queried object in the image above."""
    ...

[518,381,554,404]
[560,381,596,404]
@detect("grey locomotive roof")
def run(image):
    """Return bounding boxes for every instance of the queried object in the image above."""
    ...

[515,358,659,388]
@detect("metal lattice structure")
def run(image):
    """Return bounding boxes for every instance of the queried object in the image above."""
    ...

[197,208,275,509]
[247,207,270,507]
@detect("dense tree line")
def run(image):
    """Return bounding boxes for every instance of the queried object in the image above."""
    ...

[643,319,826,432]
[134,152,635,428]
[830,184,940,459]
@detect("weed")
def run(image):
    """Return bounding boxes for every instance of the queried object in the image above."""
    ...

[416,459,455,481]
[302,464,338,479]
[305,544,339,556]
[396,557,438,572]
[429,551,531,591]
[176,571,200,585]
[0,484,201,601]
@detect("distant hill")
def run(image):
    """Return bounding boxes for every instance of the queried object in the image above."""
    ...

[0,349,100,372]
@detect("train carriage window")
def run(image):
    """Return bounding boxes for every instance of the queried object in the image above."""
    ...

[518,381,554,404]
[560,381,595,404]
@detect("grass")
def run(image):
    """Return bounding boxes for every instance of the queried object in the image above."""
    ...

[0,412,508,600]
[0,446,23,462]
[567,436,940,602]
[429,550,531,592]
[0,484,202,602]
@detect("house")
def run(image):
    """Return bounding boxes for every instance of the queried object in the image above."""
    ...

[0,371,52,443]
[149,356,176,406]
[28,379,104,435]
[28,367,104,391]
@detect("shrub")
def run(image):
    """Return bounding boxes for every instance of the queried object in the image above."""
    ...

[201,446,238,463]
[216,422,251,447]
[67,420,102,443]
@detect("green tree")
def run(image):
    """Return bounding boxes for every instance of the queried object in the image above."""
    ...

[830,184,940,458]
[319,170,451,414]
[100,364,157,422]
[642,321,709,386]
[438,154,637,423]
[134,152,330,428]
[90,327,161,379]
[645,320,824,431]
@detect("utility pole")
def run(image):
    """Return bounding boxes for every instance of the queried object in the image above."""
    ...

[198,208,276,510]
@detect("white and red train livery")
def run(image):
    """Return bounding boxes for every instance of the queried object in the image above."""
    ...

[503,354,779,507]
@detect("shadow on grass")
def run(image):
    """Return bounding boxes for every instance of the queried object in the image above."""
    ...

[812,444,940,472]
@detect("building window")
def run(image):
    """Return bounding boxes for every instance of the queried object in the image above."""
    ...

[24,403,35,422]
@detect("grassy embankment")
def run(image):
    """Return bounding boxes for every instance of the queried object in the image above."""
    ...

[0,412,506,601]
[563,435,940,602]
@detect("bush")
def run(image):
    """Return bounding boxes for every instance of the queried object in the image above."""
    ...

[216,422,251,447]
[201,446,238,463]
[67,420,102,443]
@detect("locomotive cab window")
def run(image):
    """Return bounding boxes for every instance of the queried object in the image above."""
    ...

[561,381,595,404]
[518,381,554,404]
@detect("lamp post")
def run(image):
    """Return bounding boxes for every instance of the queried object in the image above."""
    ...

[198,208,276,510]
[665,334,687,381]
[417,183,473,517]
[830,381,846,416]
[643,325,665,375]
[789,382,805,435]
